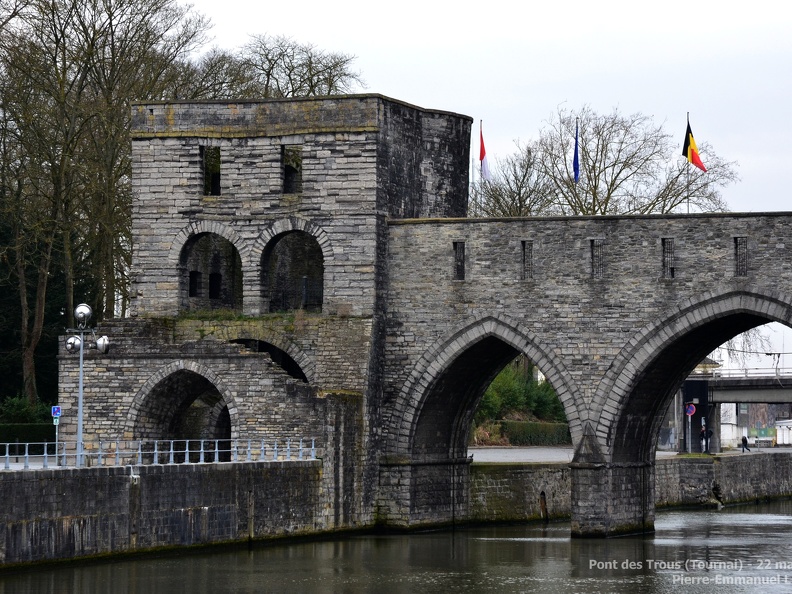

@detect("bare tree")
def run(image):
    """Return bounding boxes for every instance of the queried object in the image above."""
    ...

[0,0,28,30]
[538,105,738,215]
[475,106,738,219]
[237,34,364,99]
[0,0,210,403]
[76,0,210,317]
[166,47,247,100]
[471,140,560,217]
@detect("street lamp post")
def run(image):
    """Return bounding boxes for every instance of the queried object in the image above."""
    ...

[64,304,109,467]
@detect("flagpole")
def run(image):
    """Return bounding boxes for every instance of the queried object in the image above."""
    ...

[686,112,690,214]
[480,120,483,182]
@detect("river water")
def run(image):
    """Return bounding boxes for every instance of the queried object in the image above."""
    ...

[3,500,792,593]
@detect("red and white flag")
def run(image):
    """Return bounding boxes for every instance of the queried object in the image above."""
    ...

[480,121,492,181]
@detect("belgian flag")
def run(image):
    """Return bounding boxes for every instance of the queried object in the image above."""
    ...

[682,121,707,172]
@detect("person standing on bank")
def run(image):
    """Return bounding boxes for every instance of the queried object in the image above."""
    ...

[742,435,751,453]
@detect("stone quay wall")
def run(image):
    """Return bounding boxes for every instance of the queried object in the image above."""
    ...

[470,453,792,525]
[4,453,790,567]
[655,452,792,506]
[0,461,322,567]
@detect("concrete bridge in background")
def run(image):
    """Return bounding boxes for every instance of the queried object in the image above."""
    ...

[56,95,792,539]
[711,373,792,403]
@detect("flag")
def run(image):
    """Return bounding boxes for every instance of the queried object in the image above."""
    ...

[480,121,492,181]
[682,121,707,172]
[573,119,580,183]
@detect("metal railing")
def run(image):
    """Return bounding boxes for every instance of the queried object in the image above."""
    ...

[1,438,317,471]
[712,367,792,379]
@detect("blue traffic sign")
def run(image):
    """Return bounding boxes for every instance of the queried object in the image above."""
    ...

[685,403,696,416]
[51,406,61,418]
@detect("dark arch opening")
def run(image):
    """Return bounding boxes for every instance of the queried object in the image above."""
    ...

[134,369,232,461]
[612,312,771,464]
[179,232,243,313]
[413,336,522,459]
[230,339,308,382]
[262,231,323,313]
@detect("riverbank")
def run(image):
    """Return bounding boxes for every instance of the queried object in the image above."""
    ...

[468,448,792,525]
[3,450,792,568]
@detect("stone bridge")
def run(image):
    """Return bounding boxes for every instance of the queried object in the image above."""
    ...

[58,94,792,537]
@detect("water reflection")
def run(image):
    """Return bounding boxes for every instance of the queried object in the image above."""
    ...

[3,501,792,593]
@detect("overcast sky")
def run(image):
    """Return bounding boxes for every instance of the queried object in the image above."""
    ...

[186,0,792,367]
[187,0,790,213]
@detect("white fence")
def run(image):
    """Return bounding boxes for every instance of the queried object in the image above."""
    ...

[1,437,317,471]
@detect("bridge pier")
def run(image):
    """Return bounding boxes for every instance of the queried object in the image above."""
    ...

[569,429,655,537]
[570,461,655,537]
[377,456,471,528]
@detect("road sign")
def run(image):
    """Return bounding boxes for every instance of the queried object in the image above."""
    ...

[51,406,61,418]
[685,403,696,416]
[53,418,59,426]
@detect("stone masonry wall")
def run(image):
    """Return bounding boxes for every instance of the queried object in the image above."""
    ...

[5,454,790,566]
[383,213,792,455]
[57,319,326,445]
[0,461,322,566]
[472,453,792,528]
[469,463,571,522]
[655,453,792,506]
[129,96,470,319]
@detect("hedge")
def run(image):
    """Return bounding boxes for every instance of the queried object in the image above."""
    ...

[500,420,571,446]
[0,424,57,453]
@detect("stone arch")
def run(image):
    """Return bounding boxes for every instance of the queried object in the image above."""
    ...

[252,217,334,261]
[171,221,248,314]
[228,331,316,383]
[169,220,248,263]
[593,289,792,464]
[256,218,332,313]
[124,360,240,441]
[385,314,583,458]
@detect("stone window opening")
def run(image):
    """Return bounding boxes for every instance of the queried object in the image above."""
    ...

[188,271,202,297]
[209,273,222,299]
[200,145,221,196]
[453,241,465,280]
[521,240,534,280]
[282,146,303,194]
[734,236,748,276]
[262,231,324,313]
[590,239,604,277]
[662,238,675,279]
[179,233,242,313]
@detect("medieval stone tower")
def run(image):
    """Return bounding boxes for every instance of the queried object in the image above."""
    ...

[58,95,472,528]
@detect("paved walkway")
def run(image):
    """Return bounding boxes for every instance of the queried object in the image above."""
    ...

[467,446,774,463]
